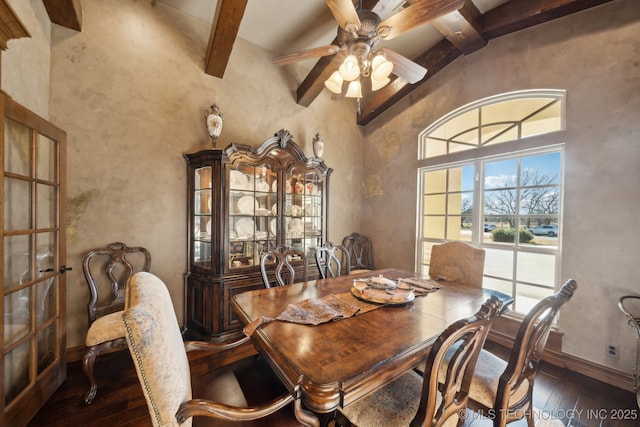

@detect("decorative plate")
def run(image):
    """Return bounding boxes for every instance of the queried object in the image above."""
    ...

[256,178,269,192]
[235,218,254,237]
[351,281,415,305]
[271,203,278,216]
[289,218,303,233]
[237,196,256,214]
[271,180,277,192]
[229,170,248,190]
[290,205,303,217]
[269,218,277,236]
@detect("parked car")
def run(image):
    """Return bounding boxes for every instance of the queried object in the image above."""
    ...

[484,224,496,232]
[527,225,558,237]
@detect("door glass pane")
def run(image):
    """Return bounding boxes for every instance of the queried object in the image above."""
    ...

[4,340,31,405]
[36,183,56,229]
[4,118,30,176]
[36,133,56,182]
[37,324,56,374]
[4,235,31,288]
[37,278,56,325]
[4,291,30,346]
[4,177,30,230]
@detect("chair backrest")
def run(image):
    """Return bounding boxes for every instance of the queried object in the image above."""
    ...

[83,242,151,324]
[341,233,374,271]
[315,242,350,279]
[260,245,307,288]
[123,272,193,427]
[413,296,503,427]
[428,241,485,287]
[495,279,578,413]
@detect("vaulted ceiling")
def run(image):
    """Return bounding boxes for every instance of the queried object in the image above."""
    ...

[43,0,616,127]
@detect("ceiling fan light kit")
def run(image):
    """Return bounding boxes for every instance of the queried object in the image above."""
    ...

[274,0,459,105]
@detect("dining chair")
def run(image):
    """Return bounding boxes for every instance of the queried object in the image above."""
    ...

[123,271,319,427]
[460,279,578,427]
[82,241,151,404]
[428,241,485,287]
[341,232,374,274]
[337,295,503,427]
[259,244,307,287]
[314,241,350,279]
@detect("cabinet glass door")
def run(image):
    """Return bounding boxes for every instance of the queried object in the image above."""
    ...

[285,170,324,258]
[228,164,277,269]
[193,166,212,267]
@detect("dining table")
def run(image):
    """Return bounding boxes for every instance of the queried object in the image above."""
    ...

[231,268,513,426]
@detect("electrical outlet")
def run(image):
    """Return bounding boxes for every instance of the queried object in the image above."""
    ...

[606,343,619,358]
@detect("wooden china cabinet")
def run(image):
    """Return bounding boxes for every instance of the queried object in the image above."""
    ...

[183,129,332,341]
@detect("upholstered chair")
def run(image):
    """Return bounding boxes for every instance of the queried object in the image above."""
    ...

[428,241,485,287]
[82,242,151,404]
[337,296,503,427]
[123,271,319,427]
[341,233,374,274]
[457,279,578,426]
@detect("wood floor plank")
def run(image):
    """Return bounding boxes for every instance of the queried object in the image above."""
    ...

[28,343,638,427]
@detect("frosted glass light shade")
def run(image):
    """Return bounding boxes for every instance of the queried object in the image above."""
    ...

[371,75,390,91]
[345,80,362,98]
[325,71,343,94]
[339,55,361,81]
[371,54,393,81]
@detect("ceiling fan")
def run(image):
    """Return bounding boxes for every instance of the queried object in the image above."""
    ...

[272,0,465,96]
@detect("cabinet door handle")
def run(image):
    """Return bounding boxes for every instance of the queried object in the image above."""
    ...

[59,266,73,274]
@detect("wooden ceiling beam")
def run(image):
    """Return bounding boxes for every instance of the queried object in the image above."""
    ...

[205,0,248,78]
[358,39,461,125]
[482,0,617,39]
[356,0,618,126]
[430,0,486,55]
[42,0,82,31]
[0,0,30,51]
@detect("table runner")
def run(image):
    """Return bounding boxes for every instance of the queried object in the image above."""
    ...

[242,278,442,336]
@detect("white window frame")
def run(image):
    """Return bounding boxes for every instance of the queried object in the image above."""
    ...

[416,90,566,315]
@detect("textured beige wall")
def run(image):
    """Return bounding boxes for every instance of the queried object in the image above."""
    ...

[361,0,640,375]
[45,0,364,348]
[2,0,51,117]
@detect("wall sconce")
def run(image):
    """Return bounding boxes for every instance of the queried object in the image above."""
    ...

[205,104,223,146]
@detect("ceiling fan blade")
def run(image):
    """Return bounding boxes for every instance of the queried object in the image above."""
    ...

[272,45,340,66]
[326,0,361,32]
[379,0,464,40]
[379,48,427,84]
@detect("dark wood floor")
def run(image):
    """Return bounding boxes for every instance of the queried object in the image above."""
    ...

[28,342,638,427]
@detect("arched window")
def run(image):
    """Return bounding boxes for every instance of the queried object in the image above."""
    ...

[416,90,565,315]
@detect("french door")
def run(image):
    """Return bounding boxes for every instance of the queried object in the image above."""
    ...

[1,93,67,427]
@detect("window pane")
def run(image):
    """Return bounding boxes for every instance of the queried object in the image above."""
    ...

[425,138,446,158]
[424,170,446,194]
[425,194,446,215]
[36,133,56,182]
[423,216,445,239]
[515,283,555,314]
[4,177,31,231]
[484,248,514,280]
[4,340,31,404]
[4,235,31,288]
[4,118,30,176]
[517,251,556,285]
[448,165,474,192]
[522,100,562,137]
